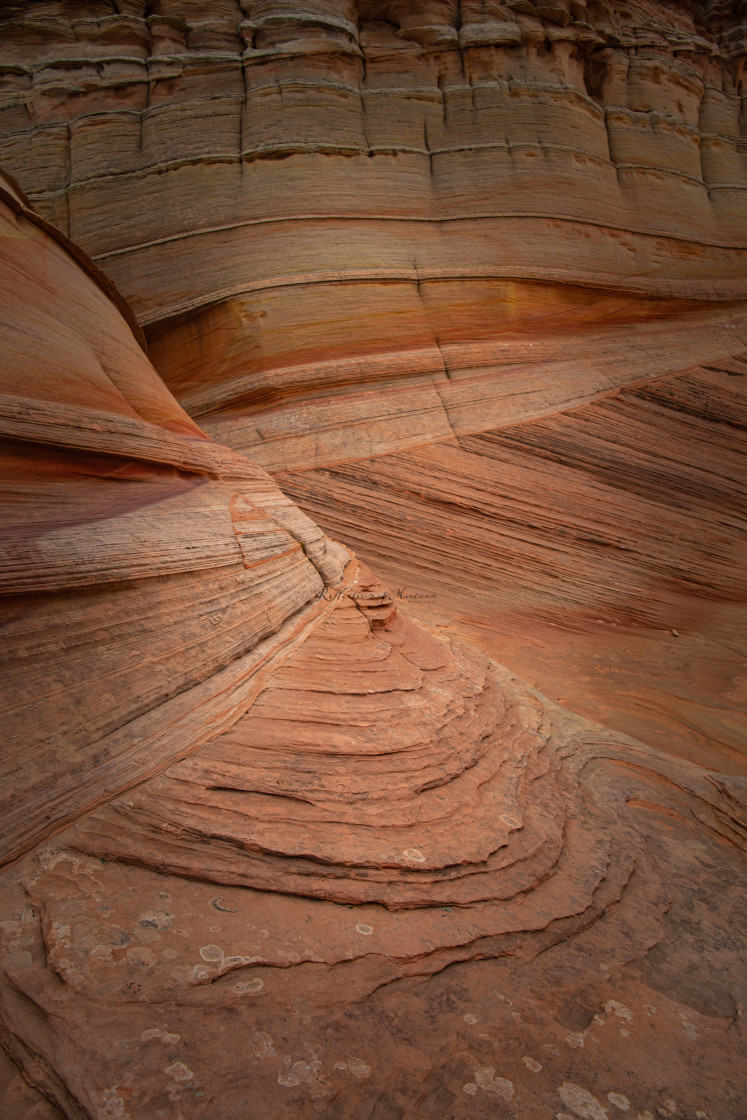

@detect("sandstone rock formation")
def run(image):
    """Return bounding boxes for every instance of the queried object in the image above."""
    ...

[4,598,747,1118]
[0,2,746,1118]
[1,0,744,763]
[280,359,747,771]
[0,168,349,863]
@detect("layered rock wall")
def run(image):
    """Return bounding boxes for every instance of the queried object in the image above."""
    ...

[1,9,746,1116]
[1,0,745,824]
[0,169,349,863]
[279,357,747,770]
[0,2,745,468]
[1,4,744,770]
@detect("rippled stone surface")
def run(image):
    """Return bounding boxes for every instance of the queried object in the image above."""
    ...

[1,573,745,1117]
[280,359,747,772]
[1,0,744,761]
[0,169,349,864]
[0,2,746,1118]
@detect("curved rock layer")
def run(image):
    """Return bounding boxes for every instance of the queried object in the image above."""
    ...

[1,0,746,473]
[0,0,743,772]
[279,357,747,773]
[0,3,746,1118]
[0,176,745,1120]
[0,565,745,1118]
[0,169,349,864]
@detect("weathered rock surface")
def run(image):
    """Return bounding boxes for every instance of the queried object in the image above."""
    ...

[0,168,349,864]
[1,0,744,765]
[2,1,746,467]
[1,569,746,1118]
[280,358,747,773]
[1,1,746,1118]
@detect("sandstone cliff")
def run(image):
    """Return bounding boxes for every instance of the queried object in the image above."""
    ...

[0,3,746,1119]
[1,0,744,763]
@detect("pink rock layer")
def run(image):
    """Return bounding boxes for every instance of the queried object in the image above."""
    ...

[0,169,349,864]
[1,563,745,1119]
[0,2,746,1118]
[0,185,745,1120]
[1,0,743,772]
[279,358,747,774]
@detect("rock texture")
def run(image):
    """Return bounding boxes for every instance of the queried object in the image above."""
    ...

[1,0,744,762]
[1,2,746,1118]
[1,570,746,1119]
[0,168,349,864]
[279,358,747,772]
[1,2,746,455]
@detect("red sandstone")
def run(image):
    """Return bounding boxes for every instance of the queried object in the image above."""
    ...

[0,3,745,1118]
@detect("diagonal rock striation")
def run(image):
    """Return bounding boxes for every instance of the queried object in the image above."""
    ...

[0,3,746,1118]
[0,167,349,864]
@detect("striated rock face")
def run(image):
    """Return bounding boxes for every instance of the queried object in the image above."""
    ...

[1,2,746,1118]
[279,358,747,771]
[1,566,746,1118]
[0,168,349,864]
[1,1,746,430]
[1,0,744,764]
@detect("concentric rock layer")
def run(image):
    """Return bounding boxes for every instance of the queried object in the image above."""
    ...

[0,2,746,1119]
[1,583,745,1117]
[0,168,349,863]
[1,0,744,762]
